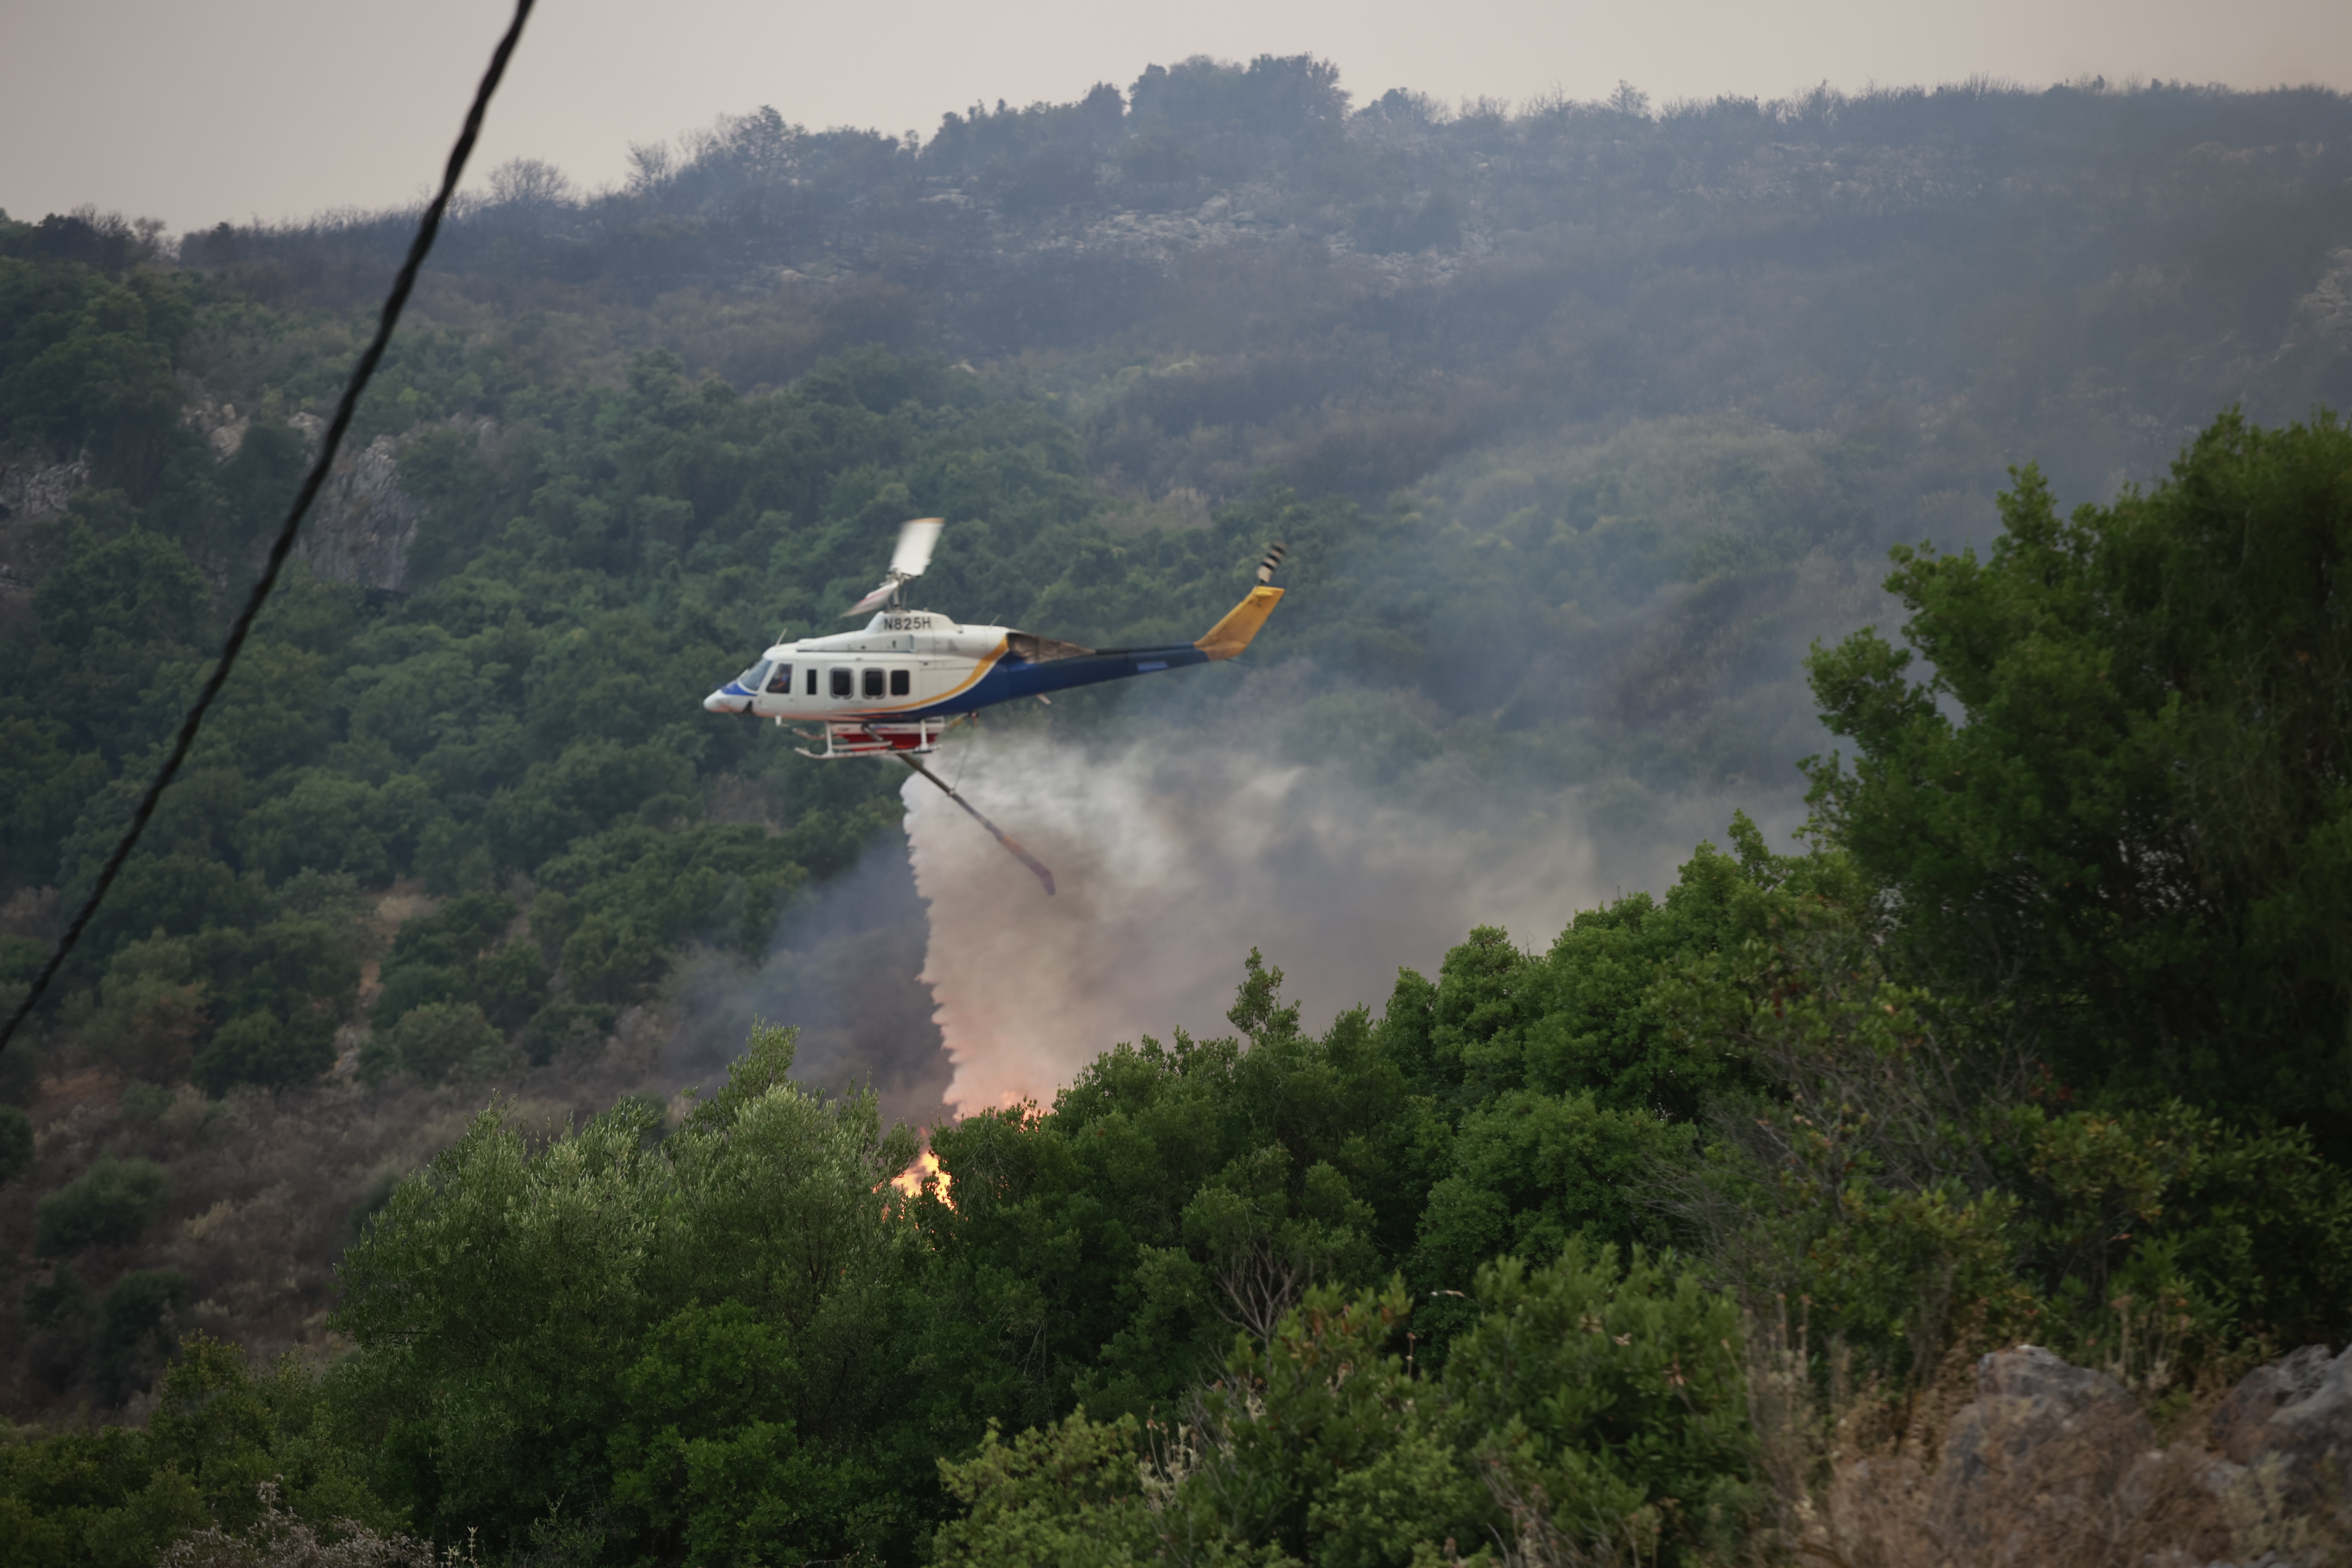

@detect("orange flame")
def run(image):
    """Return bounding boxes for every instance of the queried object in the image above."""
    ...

[889,1146,954,1208]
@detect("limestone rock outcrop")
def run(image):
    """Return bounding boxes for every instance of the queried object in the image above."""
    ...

[1822,1343,2351,1567]
[2210,1342,2352,1522]
[1926,1346,2159,1565]
[0,454,92,529]
[291,430,424,592]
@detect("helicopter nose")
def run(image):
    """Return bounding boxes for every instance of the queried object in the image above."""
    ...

[703,688,732,714]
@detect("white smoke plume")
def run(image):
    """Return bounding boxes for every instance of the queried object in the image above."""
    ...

[906,727,1637,1116]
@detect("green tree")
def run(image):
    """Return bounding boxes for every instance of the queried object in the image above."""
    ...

[378,1001,503,1084]
[0,1335,400,1566]
[35,1157,172,1256]
[1806,409,2352,1125]
[1654,894,2352,1371]
[329,1023,924,1559]
[1438,1243,1757,1564]
[95,1270,185,1404]
[937,1245,1756,1568]
[192,1010,336,1096]
[922,953,1431,1432]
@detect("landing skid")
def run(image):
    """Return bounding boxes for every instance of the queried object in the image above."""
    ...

[791,718,952,760]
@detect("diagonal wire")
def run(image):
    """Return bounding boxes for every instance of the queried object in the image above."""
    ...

[0,0,538,1056]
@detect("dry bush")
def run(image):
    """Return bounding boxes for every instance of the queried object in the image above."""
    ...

[1475,1464,1655,1568]
[2218,1452,2352,1567]
[0,1018,679,1419]
[160,1484,433,1568]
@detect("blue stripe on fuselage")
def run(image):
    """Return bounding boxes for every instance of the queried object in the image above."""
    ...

[908,646,1210,718]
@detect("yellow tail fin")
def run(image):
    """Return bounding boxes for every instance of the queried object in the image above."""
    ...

[1194,585,1285,661]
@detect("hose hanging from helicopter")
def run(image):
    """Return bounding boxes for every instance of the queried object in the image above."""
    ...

[890,747,1058,896]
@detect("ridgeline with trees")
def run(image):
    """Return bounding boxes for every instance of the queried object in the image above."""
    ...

[2,55,2351,1567]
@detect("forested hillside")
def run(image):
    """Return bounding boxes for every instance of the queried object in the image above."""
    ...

[2,57,2351,1567]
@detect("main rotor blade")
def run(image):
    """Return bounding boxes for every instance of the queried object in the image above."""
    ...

[897,753,1055,895]
[891,518,944,579]
[844,579,895,617]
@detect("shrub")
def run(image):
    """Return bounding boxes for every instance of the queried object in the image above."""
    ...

[159,1482,431,1568]
[98,1268,187,1403]
[468,941,548,1032]
[193,1010,337,1095]
[1440,1241,1760,1563]
[0,1103,31,1185]
[24,1265,90,1326]
[518,1000,614,1065]
[35,1155,172,1256]
[384,1001,504,1084]
[938,1248,1759,1567]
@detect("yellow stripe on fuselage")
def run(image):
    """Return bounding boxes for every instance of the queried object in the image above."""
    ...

[769,638,1008,720]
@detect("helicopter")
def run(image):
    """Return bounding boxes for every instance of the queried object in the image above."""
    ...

[701,518,1287,892]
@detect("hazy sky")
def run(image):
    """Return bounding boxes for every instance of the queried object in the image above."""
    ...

[6,0,2348,233]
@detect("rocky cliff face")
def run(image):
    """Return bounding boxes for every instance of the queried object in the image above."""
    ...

[0,454,92,530]
[0,454,90,628]
[8,390,446,597]
[1819,1343,2352,1568]
[282,414,430,593]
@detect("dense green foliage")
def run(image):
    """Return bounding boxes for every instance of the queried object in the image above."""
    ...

[312,961,1778,1564]
[936,1252,1754,1568]
[0,1335,395,1568]
[1807,411,2352,1128]
[328,1025,926,1562]
[909,836,1813,1442]
[34,1158,170,1257]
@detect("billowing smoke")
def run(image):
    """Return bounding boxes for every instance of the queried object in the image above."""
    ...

[900,720,1773,1116]
[665,715,1792,1127]
[662,835,954,1132]
[665,411,1913,1123]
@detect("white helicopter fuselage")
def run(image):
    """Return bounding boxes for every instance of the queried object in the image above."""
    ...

[699,597,1280,758]
[703,611,1023,723]
[699,508,1287,764]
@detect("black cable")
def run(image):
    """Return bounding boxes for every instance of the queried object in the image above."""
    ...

[0,0,537,1056]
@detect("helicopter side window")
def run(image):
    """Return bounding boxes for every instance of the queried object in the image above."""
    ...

[890,668,911,697]
[805,667,818,696]
[765,664,793,695]
[738,659,772,691]
[862,667,887,699]
[830,668,854,698]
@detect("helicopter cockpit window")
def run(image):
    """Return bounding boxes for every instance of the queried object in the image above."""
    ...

[890,668,911,697]
[738,659,772,691]
[765,664,793,694]
[862,667,887,698]
[830,667,854,698]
